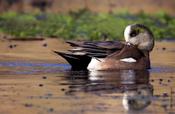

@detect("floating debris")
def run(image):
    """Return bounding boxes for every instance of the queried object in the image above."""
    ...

[39,84,44,87]
[48,108,54,112]
[61,88,65,91]
[9,45,13,49]
[8,44,17,49]
[159,79,163,82]
[150,79,154,82]
[24,103,33,108]
[43,43,48,47]
[162,47,166,50]
[167,79,171,83]
[162,93,169,97]
[42,76,47,79]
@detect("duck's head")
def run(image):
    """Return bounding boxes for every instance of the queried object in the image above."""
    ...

[124,24,154,52]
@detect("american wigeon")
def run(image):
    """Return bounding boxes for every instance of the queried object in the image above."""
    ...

[54,24,154,70]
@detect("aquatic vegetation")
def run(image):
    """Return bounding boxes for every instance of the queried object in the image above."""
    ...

[0,10,175,40]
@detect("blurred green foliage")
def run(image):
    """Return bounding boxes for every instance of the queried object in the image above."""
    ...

[0,9,175,40]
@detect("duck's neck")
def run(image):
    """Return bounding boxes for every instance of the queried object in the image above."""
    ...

[143,51,149,58]
[143,51,151,69]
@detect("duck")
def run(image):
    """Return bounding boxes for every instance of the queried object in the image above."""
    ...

[54,24,154,71]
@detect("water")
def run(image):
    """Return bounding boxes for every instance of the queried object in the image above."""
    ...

[0,61,174,114]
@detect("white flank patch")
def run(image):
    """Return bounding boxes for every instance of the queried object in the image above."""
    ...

[87,58,104,70]
[120,58,136,63]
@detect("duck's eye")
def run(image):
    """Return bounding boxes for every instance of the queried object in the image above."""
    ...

[130,29,139,37]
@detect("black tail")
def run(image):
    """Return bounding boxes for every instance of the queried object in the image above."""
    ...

[54,51,91,70]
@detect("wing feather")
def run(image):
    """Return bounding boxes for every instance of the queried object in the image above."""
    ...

[66,40,124,58]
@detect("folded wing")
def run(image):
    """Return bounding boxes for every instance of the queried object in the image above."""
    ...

[54,40,125,70]
[66,40,125,58]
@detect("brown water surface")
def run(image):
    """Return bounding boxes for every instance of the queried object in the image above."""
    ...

[0,39,175,114]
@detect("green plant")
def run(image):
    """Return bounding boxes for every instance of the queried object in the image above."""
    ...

[0,10,174,40]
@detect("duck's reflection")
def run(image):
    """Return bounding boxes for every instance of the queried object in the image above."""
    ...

[62,70,153,111]
[122,83,152,111]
